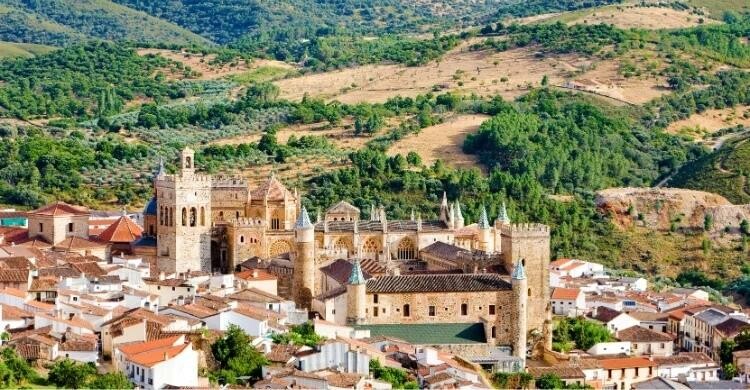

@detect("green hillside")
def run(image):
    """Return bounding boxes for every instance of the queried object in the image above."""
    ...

[0,0,209,46]
[0,41,56,59]
[111,0,499,44]
[670,134,750,204]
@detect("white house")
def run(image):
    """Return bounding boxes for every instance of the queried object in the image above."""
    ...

[314,287,348,325]
[551,288,586,316]
[0,303,31,331]
[654,352,719,382]
[142,277,195,304]
[115,335,198,390]
[616,326,675,357]
[235,269,278,296]
[587,342,632,356]
[591,307,640,333]
[549,259,605,278]
[295,340,370,375]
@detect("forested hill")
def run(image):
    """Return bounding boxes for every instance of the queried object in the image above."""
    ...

[0,0,210,46]
[111,0,497,44]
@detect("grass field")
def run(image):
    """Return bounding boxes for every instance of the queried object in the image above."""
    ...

[540,4,713,29]
[0,41,56,59]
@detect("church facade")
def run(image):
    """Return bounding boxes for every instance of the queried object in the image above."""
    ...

[139,149,553,355]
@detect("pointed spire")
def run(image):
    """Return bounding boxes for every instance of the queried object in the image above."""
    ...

[316,209,322,223]
[478,206,490,229]
[512,260,526,280]
[348,259,366,285]
[410,208,415,221]
[498,201,510,224]
[295,206,312,229]
[456,201,464,220]
[442,191,448,207]
[370,204,377,221]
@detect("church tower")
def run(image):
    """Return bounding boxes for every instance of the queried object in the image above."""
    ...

[501,223,551,336]
[346,259,367,325]
[293,206,315,310]
[155,148,212,274]
[511,260,528,361]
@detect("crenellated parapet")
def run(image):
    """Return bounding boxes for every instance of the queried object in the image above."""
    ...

[500,223,550,237]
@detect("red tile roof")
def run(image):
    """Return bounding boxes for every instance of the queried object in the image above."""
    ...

[53,237,106,251]
[599,357,656,369]
[551,287,581,300]
[97,216,143,243]
[28,202,89,217]
[118,335,191,367]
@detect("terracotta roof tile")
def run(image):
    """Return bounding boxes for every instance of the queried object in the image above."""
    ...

[97,216,143,243]
[420,241,471,262]
[366,273,510,293]
[527,366,585,379]
[1,304,32,320]
[53,237,106,251]
[119,337,190,367]
[0,269,28,283]
[616,326,674,342]
[552,287,581,300]
[28,202,89,217]
[69,262,106,277]
[599,357,656,369]
[715,318,750,338]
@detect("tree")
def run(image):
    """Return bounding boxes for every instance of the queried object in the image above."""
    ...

[369,359,417,388]
[742,219,750,235]
[704,214,714,231]
[211,325,267,383]
[406,151,422,166]
[541,74,549,86]
[535,373,565,389]
[47,359,96,389]
[87,372,133,389]
[723,363,738,379]
[720,340,737,366]
[271,322,324,347]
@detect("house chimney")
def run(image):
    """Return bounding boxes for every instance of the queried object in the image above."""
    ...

[163,352,169,360]
[252,269,259,278]
[159,271,165,281]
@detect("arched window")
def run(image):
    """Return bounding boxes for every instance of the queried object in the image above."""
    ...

[169,207,174,226]
[185,156,192,168]
[159,206,164,226]
[219,211,224,221]
[190,207,197,227]
[236,211,240,220]
[271,209,283,230]
[403,304,410,317]
[240,236,245,244]
[397,238,416,260]
[200,207,206,226]
[334,237,353,253]
[181,208,188,226]
[528,288,531,297]
[362,238,379,254]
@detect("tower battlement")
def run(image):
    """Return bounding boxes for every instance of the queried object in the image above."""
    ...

[500,223,550,236]
[212,176,248,188]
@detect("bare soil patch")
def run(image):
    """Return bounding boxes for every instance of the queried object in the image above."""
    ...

[567,58,669,104]
[276,44,584,104]
[387,114,489,170]
[550,5,716,29]
[666,106,750,142]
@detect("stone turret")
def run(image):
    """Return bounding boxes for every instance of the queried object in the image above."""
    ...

[293,206,315,310]
[439,192,449,223]
[454,201,465,229]
[497,201,510,225]
[512,260,528,362]
[478,206,492,252]
[346,259,367,325]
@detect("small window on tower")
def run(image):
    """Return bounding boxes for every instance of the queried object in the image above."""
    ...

[461,304,468,316]
[489,305,496,315]
[67,223,73,233]
[428,306,436,316]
